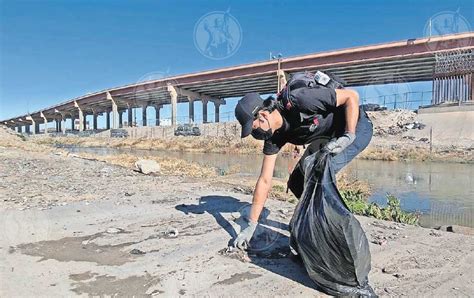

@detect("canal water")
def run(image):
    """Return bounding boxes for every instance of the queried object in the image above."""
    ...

[62,146,473,228]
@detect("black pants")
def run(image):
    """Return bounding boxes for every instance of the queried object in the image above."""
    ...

[287,106,373,198]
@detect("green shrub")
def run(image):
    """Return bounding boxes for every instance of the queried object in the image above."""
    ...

[341,191,419,225]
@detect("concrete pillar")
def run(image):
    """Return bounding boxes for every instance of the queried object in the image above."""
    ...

[154,105,161,126]
[107,92,119,129]
[18,126,22,133]
[119,110,124,128]
[106,111,110,129]
[142,105,147,127]
[127,105,133,127]
[24,125,29,134]
[202,99,208,123]
[34,122,40,134]
[74,101,84,132]
[61,115,66,134]
[41,112,48,134]
[27,117,37,135]
[71,115,75,131]
[83,113,88,131]
[214,102,220,123]
[188,98,195,123]
[55,120,59,132]
[93,112,98,130]
[277,70,288,93]
[167,84,178,126]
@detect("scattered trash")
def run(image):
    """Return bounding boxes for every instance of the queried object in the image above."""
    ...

[106,227,125,234]
[165,228,179,238]
[218,247,251,263]
[130,248,146,255]
[429,230,442,237]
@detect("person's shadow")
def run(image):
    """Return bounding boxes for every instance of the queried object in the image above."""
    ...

[175,195,317,290]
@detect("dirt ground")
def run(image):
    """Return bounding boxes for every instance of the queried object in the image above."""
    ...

[1,145,473,297]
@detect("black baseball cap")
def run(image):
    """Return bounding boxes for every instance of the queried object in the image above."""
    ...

[235,92,264,138]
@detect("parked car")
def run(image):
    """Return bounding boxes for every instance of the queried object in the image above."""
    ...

[174,124,201,136]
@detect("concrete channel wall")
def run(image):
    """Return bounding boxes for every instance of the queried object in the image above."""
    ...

[92,121,243,139]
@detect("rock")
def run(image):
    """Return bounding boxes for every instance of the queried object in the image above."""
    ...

[135,159,161,175]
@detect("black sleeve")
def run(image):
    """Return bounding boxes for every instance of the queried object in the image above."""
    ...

[263,139,285,155]
[290,87,337,114]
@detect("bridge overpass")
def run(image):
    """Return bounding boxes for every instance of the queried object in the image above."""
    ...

[2,32,473,134]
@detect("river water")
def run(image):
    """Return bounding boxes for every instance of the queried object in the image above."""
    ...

[62,146,473,228]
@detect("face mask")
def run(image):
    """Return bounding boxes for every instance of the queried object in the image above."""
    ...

[251,117,273,140]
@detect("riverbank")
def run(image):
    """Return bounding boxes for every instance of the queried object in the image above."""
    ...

[27,108,474,163]
[1,144,473,296]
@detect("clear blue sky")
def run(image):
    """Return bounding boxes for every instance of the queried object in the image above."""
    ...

[0,0,472,122]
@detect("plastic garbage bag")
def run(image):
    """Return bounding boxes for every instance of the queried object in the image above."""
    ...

[289,151,377,297]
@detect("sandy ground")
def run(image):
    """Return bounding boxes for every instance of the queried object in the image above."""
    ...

[1,146,473,297]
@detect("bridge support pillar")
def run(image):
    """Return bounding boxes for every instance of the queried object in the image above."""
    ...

[127,105,133,127]
[61,114,66,134]
[188,98,195,123]
[93,112,98,130]
[214,101,220,123]
[154,105,161,126]
[107,92,120,129]
[26,116,38,135]
[74,101,85,132]
[167,84,178,127]
[24,125,29,134]
[202,99,208,123]
[70,115,75,131]
[142,105,147,127]
[277,70,288,92]
[105,111,110,129]
[40,112,48,134]
[119,110,124,128]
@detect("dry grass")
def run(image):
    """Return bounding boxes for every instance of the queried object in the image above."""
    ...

[34,136,264,154]
[72,152,218,178]
[359,145,474,163]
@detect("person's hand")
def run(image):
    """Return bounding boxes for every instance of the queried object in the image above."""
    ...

[233,219,258,250]
[324,132,356,154]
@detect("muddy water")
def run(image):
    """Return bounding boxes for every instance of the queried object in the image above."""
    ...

[62,146,473,228]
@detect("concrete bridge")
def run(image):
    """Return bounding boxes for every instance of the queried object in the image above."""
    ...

[2,32,473,134]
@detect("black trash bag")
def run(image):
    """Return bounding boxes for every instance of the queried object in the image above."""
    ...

[289,151,377,297]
